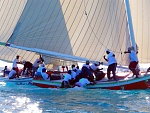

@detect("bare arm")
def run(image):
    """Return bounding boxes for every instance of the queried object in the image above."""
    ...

[124,50,131,54]
[16,61,21,64]
[103,55,108,62]
[40,55,44,62]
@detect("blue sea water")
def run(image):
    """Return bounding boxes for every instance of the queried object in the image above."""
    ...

[0,82,150,113]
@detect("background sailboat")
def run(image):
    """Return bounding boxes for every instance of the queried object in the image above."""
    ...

[0,0,149,70]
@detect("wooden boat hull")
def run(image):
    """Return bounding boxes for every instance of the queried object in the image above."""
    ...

[0,77,33,85]
[33,79,62,88]
[32,75,150,90]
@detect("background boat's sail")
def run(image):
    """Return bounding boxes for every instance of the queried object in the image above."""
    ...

[129,0,150,64]
[0,0,133,68]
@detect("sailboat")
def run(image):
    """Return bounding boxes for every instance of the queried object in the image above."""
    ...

[1,0,150,90]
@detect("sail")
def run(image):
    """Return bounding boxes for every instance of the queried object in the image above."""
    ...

[129,0,150,64]
[0,0,27,42]
[0,0,30,62]
[0,0,132,67]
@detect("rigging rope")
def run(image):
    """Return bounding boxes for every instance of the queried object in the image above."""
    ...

[83,0,130,66]
[83,0,125,54]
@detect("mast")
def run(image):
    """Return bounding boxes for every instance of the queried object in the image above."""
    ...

[124,0,136,50]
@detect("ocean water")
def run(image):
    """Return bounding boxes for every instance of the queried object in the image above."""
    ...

[0,82,150,113]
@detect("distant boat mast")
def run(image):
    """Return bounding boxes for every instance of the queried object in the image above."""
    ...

[124,0,136,50]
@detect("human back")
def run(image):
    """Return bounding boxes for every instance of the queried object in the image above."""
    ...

[107,52,117,65]
[8,68,17,79]
[41,68,50,81]
[129,50,138,62]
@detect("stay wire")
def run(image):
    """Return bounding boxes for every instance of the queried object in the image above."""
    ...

[83,1,122,54]
[83,0,127,66]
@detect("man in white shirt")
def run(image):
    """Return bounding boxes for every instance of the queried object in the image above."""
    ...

[124,46,139,78]
[73,66,82,83]
[60,70,72,88]
[3,66,10,77]
[13,56,19,68]
[90,62,105,81]
[104,50,118,81]
[75,78,90,87]
[32,55,44,78]
[76,66,81,76]
[22,60,33,76]
[12,55,20,77]
[41,68,50,81]
[71,65,77,80]
[36,64,45,76]
[8,67,17,79]
[81,60,96,84]
[90,62,103,73]
[81,60,92,78]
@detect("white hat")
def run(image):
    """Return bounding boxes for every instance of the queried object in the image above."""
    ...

[106,49,110,52]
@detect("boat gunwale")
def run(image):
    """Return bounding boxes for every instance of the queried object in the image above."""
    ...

[32,74,150,88]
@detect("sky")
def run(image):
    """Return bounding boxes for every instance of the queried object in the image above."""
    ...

[0,60,23,70]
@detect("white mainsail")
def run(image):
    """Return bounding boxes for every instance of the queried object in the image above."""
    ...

[129,0,150,64]
[0,0,133,67]
[0,0,31,62]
